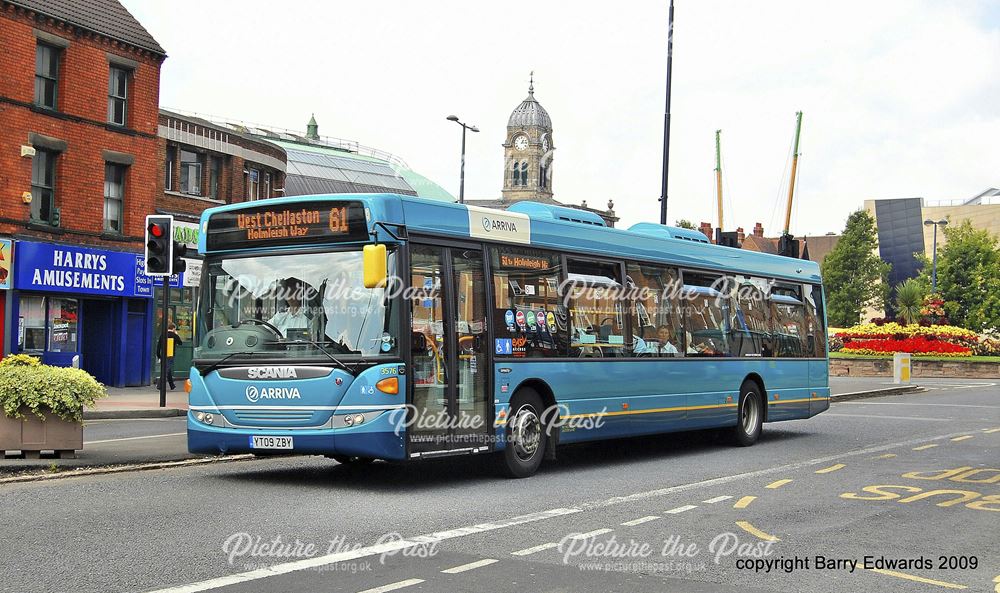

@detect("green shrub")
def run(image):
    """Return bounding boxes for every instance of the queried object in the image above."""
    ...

[0,362,106,423]
[0,353,41,368]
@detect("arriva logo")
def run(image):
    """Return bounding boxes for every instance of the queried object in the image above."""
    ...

[245,385,302,402]
[481,217,517,233]
[247,367,297,379]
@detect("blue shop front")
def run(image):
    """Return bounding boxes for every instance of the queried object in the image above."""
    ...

[10,240,156,387]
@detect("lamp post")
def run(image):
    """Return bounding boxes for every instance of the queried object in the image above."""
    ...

[446,115,479,204]
[923,218,948,293]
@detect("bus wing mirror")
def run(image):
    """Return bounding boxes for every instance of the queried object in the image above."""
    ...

[363,244,387,288]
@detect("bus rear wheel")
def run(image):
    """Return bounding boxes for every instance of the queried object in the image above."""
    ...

[498,388,547,478]
[731,381,763,446]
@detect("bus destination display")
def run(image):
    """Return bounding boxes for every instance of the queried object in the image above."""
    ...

[206,201,368,249]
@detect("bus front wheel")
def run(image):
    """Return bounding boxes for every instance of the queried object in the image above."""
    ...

[731,381,763,446]
[499,389,547,478]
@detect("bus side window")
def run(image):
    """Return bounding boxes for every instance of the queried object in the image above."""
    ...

[771,284,806,358]
[490,246,566,357]
[626,262,682,357]
[803,284,826,357]
[566,259,626,358]
[680,272,732,357]
[731,275,773,357]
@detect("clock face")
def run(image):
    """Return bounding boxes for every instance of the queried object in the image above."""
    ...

[541,135,549,151]
[513,135,528,151]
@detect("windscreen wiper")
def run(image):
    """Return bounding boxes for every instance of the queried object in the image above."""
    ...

[201,351,257,375]
[265,339,354,374]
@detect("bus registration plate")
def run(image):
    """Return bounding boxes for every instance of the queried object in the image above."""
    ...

[250,435,293,450]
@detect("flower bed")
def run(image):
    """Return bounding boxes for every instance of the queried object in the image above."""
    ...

[840,336,972,357]
[833,323,978,357]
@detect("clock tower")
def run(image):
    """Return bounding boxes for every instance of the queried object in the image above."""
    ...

[501,74,554,203]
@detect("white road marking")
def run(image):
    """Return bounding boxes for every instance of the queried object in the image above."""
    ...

[825,413,951,422]
[84,433,186,445]
[839,401,996,409]
[665,505,698,514]
[511,542,559,556]
[440,559,498,574]
[357,579,425,593]
[569,528,614,539]
[141,429,984,593]
[702,495,732,504]
[621,516,660,526]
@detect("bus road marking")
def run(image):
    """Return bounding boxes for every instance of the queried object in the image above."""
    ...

[357,579,426,593]
[569,528,614,540]
[766,479,793,489]
[913,444,939,451]
[735,521,780,542]
[984,428,1000,434]
[665,505,698,514]
[440,559,498,574]
[867,568,967,590]
[621,516,660,526]
[815,464,845,474]
[84,432,186,445]
[511,542,559,556]
[951,435,974,442]
[733,496,756,509]
[874,453,897,459]
[702,495,732,504]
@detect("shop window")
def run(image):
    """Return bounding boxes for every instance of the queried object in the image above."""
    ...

[681,272,731,357]
[104,163,126,233]
[803,284,826,357]
[566,258,626,358]
[47,298,78,352]
[771,284,807,358]
[20,296,46,351]
[31,149,57,225]
[731,275,773,357]
[107,65,129,126]
[34,43,60,109]
[490,246,567,357]
[180,149,202,195]
[626,262,683,356]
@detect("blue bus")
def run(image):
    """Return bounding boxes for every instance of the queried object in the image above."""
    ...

[187,194,829,477]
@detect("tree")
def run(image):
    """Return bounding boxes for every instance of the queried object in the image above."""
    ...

[675,219,696,229]
[918,220,1000,330]
[821,210,891,326]
[894,278,925,325]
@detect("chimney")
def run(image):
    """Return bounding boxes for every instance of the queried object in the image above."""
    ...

[736,227,745,245]
[753,222,764,238]
[699,222,714,242]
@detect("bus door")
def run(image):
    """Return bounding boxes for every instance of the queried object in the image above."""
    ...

[409,244,491,454]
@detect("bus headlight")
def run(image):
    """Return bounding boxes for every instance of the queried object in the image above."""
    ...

[204,413,214,425]
[344,415,354,426]
[195,412,205,422]
[353,414,365,425]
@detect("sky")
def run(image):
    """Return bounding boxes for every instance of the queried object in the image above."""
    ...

[124,0,1000,236]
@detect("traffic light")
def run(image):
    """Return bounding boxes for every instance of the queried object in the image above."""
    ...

[172,240,187,274]
[145,215,173,276]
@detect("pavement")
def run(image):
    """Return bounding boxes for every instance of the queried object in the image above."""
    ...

[0,379,996,593]
[84,385,189,419]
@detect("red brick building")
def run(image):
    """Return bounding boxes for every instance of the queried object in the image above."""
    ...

[0,0,165,386]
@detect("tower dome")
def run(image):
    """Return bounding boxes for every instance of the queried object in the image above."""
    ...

[507,77,552,129]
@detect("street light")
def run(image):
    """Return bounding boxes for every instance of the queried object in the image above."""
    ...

[923,218,948,293]
[446,115,479,204]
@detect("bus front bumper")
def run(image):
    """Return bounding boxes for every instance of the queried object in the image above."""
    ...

[187,412,406,460]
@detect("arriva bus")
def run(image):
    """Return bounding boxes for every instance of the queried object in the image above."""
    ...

[188,194,829,477]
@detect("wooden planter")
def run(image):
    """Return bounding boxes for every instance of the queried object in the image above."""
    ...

[0,410,83,459]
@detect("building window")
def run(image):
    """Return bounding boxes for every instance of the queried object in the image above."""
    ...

[208,155,222,198]
[165,145,176,191]
[19,296,47,350]
[180,149,202,195]
[247,168,260,201]
[520,161,529,186]
[511,161,519,186]
[104,163,126,233]
[34,43,60,109]
[107,66,129,126]
[264,171,272,199]
[47,298,79,353]
[31,148,57,224]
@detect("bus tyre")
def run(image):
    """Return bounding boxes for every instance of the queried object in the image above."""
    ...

[330,455,374,465]
[731,381,763,446]
[499,389,547,478]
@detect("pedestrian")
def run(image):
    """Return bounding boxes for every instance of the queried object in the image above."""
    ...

[157,322,183,390]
